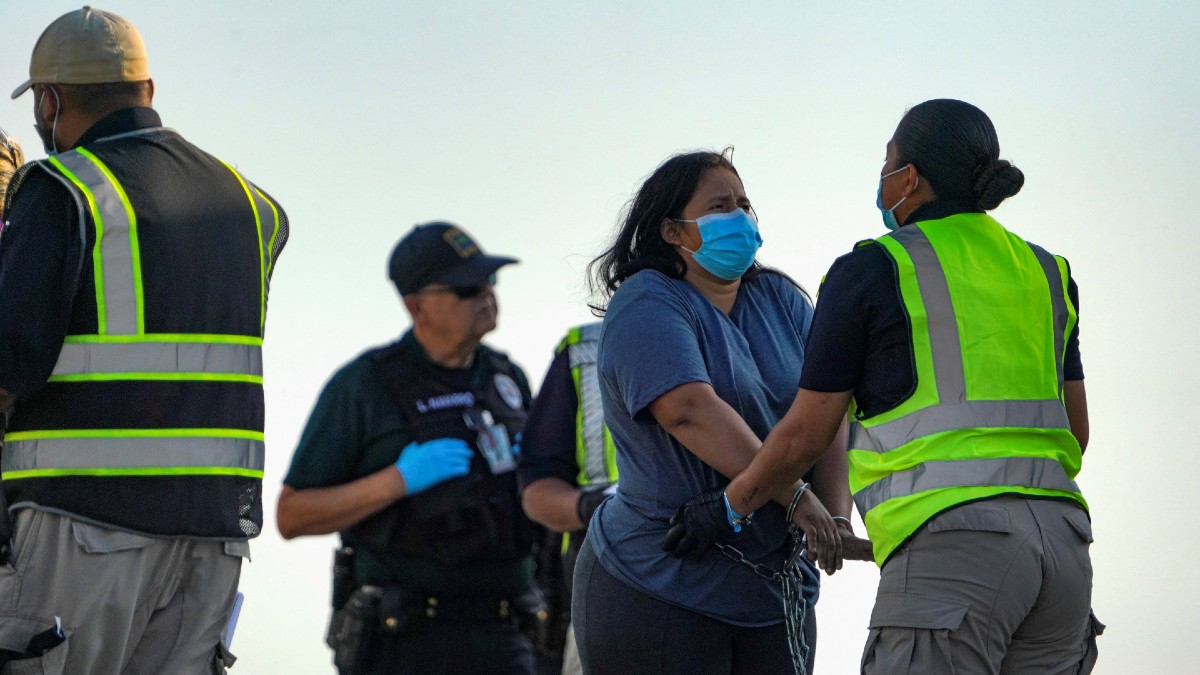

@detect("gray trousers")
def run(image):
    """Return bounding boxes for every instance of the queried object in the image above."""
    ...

[861,496,1104,674]
[0,509,245,675]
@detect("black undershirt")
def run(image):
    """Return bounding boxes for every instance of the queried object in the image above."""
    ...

[0,109,163,396]
[798,200,1082,419]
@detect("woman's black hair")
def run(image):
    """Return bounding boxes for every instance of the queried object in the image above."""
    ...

[588,149,802,312]
[893,99,1024,211]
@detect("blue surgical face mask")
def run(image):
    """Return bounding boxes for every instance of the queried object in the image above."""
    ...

[876,166,916,231]
[676,207,763,281]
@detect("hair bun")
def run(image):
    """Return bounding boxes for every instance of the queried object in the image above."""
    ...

[972,159,1024,210]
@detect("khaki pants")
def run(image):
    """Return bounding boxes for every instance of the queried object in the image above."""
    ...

[861,496,1104,674]
[0,509,245,675]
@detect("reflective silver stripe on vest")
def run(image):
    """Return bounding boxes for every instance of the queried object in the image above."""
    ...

[851,228,1075,454]
[1027,243,1069,395]
[891,226,965,404]
[848,399,1071,454]
[53,151,139,335]
[51,342,263,378]
[853,455,1081,514]
[2,437,265,473]
[36,165,90,291]
[569,324,611,485]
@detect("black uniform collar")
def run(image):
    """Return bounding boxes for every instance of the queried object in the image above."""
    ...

[71,107,163,149]
[902,198,982,227]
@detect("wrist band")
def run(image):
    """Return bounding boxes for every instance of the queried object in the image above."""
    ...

[723,492,753,533]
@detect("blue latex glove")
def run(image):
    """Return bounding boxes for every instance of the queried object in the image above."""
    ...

[394,438,473,496]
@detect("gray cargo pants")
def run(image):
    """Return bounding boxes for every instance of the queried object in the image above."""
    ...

[861,496,1104,674]
[0,509,245,674]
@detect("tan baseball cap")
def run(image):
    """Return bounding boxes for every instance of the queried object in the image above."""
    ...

[11,6,149,99]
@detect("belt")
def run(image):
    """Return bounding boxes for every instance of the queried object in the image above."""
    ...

[419,595,519,623]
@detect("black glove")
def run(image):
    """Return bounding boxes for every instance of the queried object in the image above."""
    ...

[576,484,613,526]
[662,487,734,558]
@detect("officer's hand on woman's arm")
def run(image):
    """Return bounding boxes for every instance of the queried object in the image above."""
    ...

[276,437,473,539]
[724,389,853,529]
[809,420,875,563]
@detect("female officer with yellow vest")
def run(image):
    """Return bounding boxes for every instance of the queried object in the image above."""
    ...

[664,99,1102,673]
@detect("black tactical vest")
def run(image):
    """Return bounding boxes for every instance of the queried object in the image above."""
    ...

[342,341,538,565]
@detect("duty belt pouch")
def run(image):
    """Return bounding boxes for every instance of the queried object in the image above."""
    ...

[376,586,422,636]
[327,586,381,673]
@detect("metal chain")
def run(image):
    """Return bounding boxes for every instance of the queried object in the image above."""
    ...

[716,525,810,675]
[716,542,784,581]
[782,564,810,675]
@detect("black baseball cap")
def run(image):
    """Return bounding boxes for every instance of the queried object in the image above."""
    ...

[388,222,519,295]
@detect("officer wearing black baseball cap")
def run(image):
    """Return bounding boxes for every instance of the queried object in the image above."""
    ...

[389,221,518,296]
[279,222,543,674]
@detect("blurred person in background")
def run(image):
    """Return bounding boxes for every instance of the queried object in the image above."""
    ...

[278,223,543,675]
[520,321,618,675]
[0,127,23,560]
[0,126,24,220]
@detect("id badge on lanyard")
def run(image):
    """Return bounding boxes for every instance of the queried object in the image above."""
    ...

[463,408,515,475]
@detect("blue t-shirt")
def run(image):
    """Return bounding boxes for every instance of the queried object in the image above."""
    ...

[589,268,817,626]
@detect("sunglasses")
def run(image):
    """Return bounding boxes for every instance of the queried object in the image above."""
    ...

[419,274,497,300]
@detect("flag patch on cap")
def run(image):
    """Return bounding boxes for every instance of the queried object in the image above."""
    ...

[443,228,479,259]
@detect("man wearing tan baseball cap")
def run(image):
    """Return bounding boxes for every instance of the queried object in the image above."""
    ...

[11,6,152,154]
[0,7,288,673]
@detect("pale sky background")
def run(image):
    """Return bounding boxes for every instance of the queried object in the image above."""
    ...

[3,2,1197,673]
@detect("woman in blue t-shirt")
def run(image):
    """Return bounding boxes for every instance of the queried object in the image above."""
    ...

[571,149,863,675]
